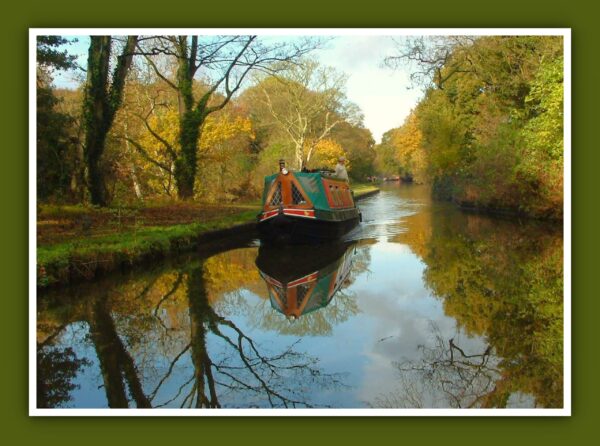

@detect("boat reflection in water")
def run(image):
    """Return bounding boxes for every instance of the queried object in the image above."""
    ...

[256,242,356,319]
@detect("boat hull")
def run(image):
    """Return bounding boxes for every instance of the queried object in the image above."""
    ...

[257,211,360,244]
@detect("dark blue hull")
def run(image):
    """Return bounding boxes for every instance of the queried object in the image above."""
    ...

[257,212,360,245]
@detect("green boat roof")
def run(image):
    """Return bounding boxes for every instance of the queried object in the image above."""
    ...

[262,171,349,211]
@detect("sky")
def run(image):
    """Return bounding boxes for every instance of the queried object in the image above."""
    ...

[315,36,423,142]
[52,34,424,143]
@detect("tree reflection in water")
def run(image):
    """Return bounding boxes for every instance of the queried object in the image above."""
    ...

[37,243,353,408]
[372,323,502,408]
[372,206,563,408]
[37,345,90,408]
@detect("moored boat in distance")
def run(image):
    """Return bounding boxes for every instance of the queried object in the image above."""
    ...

[257,160,361,244]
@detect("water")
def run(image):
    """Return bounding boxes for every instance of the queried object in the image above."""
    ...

[36,184,564,409]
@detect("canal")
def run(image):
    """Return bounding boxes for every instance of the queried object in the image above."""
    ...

[36,184,564,409]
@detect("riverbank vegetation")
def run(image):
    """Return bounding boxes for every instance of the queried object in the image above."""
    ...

[37,184,377,288]
[36,34,564,286]
[377,36,564,219]
[36,35,380,284]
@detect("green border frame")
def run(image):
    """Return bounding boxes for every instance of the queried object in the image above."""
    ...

[5,0,594,443]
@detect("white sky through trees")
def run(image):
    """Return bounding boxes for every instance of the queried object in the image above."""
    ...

[51,34,422,143]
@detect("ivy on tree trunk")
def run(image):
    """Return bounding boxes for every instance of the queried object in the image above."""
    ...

[83,35,137,206]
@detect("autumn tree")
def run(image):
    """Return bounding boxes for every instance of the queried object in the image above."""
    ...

[119,77,256,201]
[422,210,563,407]
[385,111,427,183]
[374,129,402,177]
[387,36,564,217]
[82,35,138,206]
[308,139,346,170]
[134,36,315,200]
[328,121,376,180]
[251,59,359,170]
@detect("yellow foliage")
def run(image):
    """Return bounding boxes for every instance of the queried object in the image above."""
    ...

[133,105,255,199]
[308,139,348,170]
[202,115,253,149]
[200,113,255,163]
[390,112,427,182]
[202,248,261,303]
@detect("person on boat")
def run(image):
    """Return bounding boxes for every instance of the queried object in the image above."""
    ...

[334,156,349,182]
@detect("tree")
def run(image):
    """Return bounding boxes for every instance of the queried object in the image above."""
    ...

[308,139,346,170]
[422,210,563,407]
[329,121,376,180]
[388,35,564,217]
[385,36,477,90]
[82,35,138,206]
[374,129,402,177]
[371,323,501,408]
[36,36,79,202]
[119,80,257,201]
[253,60,358,170]
[135,36,315,199]
[375,111,427,183]
[37,36,78,71]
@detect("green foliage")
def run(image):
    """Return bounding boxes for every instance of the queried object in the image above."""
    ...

[422,210,563,407]
[329,121,376,180]
[375,36,563,215]
[37,82,78,202]
[521,57,564,161]
[407,36,564,218]
[36,36,78,70]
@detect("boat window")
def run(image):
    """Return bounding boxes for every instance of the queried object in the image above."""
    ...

[270,182,282,206]
[296,284,311,308]
[291,183,306,205]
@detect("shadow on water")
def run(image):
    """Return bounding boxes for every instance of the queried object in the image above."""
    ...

[37,183,564,409]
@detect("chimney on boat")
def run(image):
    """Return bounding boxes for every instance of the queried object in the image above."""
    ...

[279,159,288,175]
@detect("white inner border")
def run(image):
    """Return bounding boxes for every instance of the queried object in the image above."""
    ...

[29,27,572,417]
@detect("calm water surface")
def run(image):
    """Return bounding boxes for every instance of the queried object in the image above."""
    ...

[37,184,563,409]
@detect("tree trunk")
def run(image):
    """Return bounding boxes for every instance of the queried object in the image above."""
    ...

[84,134,109,206]
[295,142,304,170]
[124,122,143,200]
[86,293,151,408]
[82,35,137,206]
[174,111,201,200]
[187,264,220,408]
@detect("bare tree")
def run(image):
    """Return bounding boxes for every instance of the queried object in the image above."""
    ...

[384,36,476,90]
[256,59,359,169]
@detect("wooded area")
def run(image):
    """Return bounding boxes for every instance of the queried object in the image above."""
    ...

[37,35,376,208]
[37,34,564,218]
[379,36,564,218]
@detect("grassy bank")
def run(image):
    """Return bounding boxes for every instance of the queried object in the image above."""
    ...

[352,183,380,198]
[37,208,259,288]
[37,185,379,289]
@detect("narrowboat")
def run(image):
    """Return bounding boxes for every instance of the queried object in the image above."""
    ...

[257,161,361,244]
[256,242,356,319]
